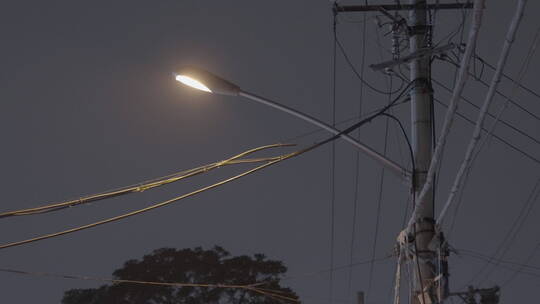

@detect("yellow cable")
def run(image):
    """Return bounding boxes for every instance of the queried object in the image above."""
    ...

[0,145,305,250]
[246,286,300,302]
[0,267,299,302]
[0,144,293,218]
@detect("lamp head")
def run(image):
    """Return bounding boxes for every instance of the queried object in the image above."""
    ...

[174,66,240,96]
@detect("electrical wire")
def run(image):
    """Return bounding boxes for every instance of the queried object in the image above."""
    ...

[445,165,470,239]
[477,177,540,285]
[0,150,298,250]
[371,8,536,154]
[374,15,414,300]
[0,144,291,219]
[378,111,416,304]
[437,0,528,225]
[366,113,389,301]
[434,1,468,48]
[502,241,540,286]
[469,22,540,160]
[432,97,540,165]
[366,78,392,302]
[394,68,540,266]
[0,267,300,303]
[438,7,469,238]
[0,89,412,251]
[462,177,540,288]
[377,27,540,173]
[280,97,410,144]
[346,6,368,298]
[478,22,540,141]
[430,76,540,146]
[457,248,540,272]
[444,17,540,262]
[329,9,338,304]
[456,249,540,281]
[442,52,540,122]
[385,110,417,244]
[2,91,412,223]
[335,35,405,95]
[248,287,301,303]
[379,114,414,173]
[280,255,394,283]
[473,52,540,101]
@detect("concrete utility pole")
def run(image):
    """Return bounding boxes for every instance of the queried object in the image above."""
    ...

[334,2,474,303]
[408,1,436,303]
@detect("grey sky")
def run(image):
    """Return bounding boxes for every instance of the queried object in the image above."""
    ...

[0,1,539,303]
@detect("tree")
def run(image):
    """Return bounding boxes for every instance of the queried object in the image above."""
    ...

[62,246,298,304]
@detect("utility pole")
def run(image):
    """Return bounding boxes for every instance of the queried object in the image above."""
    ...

[334,2,474,304]
[408,1,436,303]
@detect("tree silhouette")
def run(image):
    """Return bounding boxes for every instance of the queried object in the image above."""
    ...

[62,246,297,304]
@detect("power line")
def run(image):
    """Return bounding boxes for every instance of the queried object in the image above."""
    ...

[457,250,540,276]
[477,177,540,285]
[383,111,416,231]
[381,115,415,304]
[280,256,393,283]
[0,144,290,219]
[379,114,414,179]
[335,34,405,95]
[280,98,409,144]
[463,177,540,287]
[439,13,469,240]
[0,267,300,303]
[359,5,536,149]
[445,19,540,276]
[457,247,540,272]
[367,76,393,302]
[434,3,469,48]
[433,97,540,166]
[431,77,540,146]
[366,108,389,301]
[0,147,297,250]
[2,97,412,222]
[445,17,540,255]
[437,0,528,224]
[443,53,540,122]
[471,22,540,162]
[338,1,540,164]
[0,89,413,250]
[473,52,540,101]
[445,165,470,239]
[502,241,540,286]
[367,16,540,173]
[368,18,394,302]
[329,10,338,303]
[346,5,368,298]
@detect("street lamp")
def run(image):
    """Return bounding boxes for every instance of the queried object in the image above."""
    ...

[174,66,410,181]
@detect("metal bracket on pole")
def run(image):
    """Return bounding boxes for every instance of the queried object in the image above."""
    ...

[369,43,457,71]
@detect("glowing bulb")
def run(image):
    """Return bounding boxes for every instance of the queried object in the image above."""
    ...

[174,67,240,96]
[175,75,212,93]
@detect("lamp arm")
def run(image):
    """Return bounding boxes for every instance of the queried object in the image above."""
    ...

[239,90,411,182]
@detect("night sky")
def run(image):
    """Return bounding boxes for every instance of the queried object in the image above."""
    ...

[0,1,539,303]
